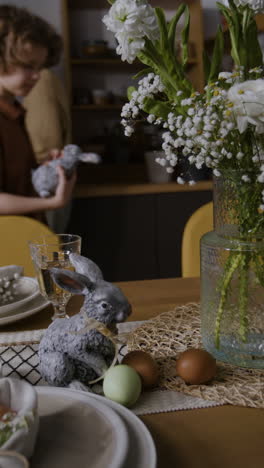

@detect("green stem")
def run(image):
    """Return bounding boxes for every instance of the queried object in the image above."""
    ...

[215,251,242,348]
[141,41,193,97]
[253,252,264,287]
[238,253,250,342]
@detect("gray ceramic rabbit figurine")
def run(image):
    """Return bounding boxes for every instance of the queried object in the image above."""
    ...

[38,253,132,387]
[31,144,101,197]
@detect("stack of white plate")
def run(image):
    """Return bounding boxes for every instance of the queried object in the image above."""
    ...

[0,277,49,326]
[31,387,157,468]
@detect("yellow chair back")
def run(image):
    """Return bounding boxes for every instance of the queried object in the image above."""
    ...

[0,216,57,277]
[181,202,213,277]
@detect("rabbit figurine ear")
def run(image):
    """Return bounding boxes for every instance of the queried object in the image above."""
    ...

[78,152,101,164]
[50,268,93,294]
[69,254,103,282]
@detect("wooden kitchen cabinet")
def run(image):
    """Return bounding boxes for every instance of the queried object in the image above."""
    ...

[68,182,212,281]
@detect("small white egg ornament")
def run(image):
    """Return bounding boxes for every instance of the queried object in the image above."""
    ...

[103,364,142,407]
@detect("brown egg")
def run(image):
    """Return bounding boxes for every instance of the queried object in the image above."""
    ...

[122,350,159,389]
[176,348,216,385]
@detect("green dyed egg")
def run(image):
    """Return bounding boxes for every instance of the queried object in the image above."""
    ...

[103,364,142,407]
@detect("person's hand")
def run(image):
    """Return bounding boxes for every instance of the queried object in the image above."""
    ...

[50,165,77,209]
[49,148,63,160]
[43,148,63,165]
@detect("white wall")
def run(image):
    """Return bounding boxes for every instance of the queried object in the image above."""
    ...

[0,0,62,32]
[0,0,65,81]
[202,0,222,39]
[202,0,218,7]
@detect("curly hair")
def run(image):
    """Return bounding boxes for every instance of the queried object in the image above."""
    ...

[0,5,62,70]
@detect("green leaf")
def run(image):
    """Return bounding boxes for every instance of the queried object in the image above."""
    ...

[107,0,115,4]
[137,46,182,99]
[142,96,172,120]
[137,49,161,73]
[244,16,263,69]
[208,25,224,83]
[132,67,153,80]
[168,4,187,54]
[218,0,263,71]
[142,18,192,97]
[217,2,241,66]
[229,0,239,12]
[242,8,252,34]
[203,50,211,83]
[127,86,136,100]
[155,7,170,54]
[181,7,190,67]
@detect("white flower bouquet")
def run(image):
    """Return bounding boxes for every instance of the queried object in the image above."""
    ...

[103,1,264,198]
[103,1,264,361]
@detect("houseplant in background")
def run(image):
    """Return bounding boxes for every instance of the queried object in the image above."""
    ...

[103,0,264,368]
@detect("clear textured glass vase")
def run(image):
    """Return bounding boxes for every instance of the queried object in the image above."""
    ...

[200,174,264,368]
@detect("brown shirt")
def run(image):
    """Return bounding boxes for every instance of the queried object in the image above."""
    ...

[0,97,38,195]
[0,97,45,222]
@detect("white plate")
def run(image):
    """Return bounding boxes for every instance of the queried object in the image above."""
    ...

[88,392,157,468]
[0,277,39,316]
[0,294,49,326]
[38,388,157,468]
[33,387,128,468]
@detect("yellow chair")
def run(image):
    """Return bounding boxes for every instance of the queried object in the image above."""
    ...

[181,202,213,277]
[0,216,57,277]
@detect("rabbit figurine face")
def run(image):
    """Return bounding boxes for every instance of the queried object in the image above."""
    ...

[38,254,131,387]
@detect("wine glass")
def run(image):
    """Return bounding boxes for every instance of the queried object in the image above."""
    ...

[28,234,81,320]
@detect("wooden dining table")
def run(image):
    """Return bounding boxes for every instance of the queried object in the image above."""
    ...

[1,276,264,468]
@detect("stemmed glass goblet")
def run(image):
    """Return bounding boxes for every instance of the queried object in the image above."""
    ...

[29,234,81,320]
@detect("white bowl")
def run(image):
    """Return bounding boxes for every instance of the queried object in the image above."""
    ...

[0,278,39,316]
[0,377,39,458]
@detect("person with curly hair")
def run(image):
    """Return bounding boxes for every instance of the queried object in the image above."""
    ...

[0,5,76,221]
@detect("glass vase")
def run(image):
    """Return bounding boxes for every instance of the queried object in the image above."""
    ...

[200,174,264,368]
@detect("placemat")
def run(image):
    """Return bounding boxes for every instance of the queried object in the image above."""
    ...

[0,321,219,414]
[0,329,45,385]
[126,303,264,409]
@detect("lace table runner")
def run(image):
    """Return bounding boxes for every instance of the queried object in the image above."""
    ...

[1,305,263,411]
[0,318,220,414]
[125,304,264,409]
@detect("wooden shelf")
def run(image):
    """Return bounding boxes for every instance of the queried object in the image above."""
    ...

[68,0,108,9]
[68,0,196,9]
[256,14,264,31]
[74,180,213,198]
[74,163,212,197]
[71,57,198,66]
[71,57,143,66]
[72,104,123,111]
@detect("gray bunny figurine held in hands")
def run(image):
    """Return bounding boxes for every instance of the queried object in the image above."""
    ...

[38,254,132,387]
[31,144,101,197]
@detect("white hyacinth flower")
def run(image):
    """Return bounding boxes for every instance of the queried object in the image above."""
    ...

[116,32,145,63]
[220,0,264,13]
[102,0,159,63]
[227,79,264,133]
